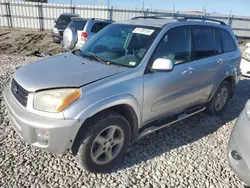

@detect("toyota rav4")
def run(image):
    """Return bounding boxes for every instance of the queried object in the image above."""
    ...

[3,16,241,172]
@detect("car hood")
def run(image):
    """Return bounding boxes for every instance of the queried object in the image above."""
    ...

[54,23,67,30]
[14,53,129,92]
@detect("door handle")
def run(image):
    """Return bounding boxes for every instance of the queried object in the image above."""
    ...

[217,59,224,64]
[182,67,194,75]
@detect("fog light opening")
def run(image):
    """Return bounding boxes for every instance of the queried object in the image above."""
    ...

[231,150,242,161]
[36,129,49,146]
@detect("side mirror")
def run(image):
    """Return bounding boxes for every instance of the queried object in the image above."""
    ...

[55,20,57,24]
[151,58,174,72]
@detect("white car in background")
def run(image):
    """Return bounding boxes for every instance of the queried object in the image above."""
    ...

[241,43,250,77]
[63,18,113,50]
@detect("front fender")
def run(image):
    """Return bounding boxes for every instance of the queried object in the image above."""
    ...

[76,94,141,128]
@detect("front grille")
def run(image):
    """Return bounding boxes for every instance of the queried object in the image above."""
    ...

[59,31,63,36]
[11,79,29,107]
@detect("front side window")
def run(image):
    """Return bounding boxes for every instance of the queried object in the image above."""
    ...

[220,29,236,53]
[151,26,191,65]
[193,26,216,59]
[80,24,161,67]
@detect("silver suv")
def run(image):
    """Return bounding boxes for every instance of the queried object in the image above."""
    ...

[62,18,113,50]
[3,16,241,172]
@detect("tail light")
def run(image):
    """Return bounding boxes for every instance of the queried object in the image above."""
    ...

[81,32,88,42]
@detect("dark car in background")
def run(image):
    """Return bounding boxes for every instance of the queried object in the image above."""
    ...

[52,13,79,43]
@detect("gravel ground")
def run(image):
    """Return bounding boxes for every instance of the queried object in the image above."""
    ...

[0,54,249,188]
[0,28,64,57]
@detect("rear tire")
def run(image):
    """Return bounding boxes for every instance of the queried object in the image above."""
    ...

[206,81,231,116]
[75,111,130,173]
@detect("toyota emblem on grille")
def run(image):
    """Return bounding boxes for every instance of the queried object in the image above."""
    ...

[13,85,18,94]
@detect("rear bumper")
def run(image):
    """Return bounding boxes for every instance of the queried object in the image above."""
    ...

[228,110,250,186]
[3,85,80,154]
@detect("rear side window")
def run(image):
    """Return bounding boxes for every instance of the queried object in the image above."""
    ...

[91,23,110,33]
[68,21,87,31]
[219,29,236,53]
[193,26,216,59]
[215,29,222,54]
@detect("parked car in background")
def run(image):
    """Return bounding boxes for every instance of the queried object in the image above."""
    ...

[52,13,80,43]
[3,16,241,173]
[62,18,113,50]
[228,99,250,186]
[240,43,250,77]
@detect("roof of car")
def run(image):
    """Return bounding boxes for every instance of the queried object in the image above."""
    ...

[60,13,79,17]
[116,18,176,28]
[71,17,113,22]
[115,17,228,29]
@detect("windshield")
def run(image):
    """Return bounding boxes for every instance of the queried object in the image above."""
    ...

[80,24,161,67]
[57,15,74,25]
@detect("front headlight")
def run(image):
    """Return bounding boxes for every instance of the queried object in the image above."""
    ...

[242,51,250,62]
[33,88,81,113]
[53,27,59,34]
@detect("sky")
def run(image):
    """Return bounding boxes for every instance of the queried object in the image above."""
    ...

[49,0,250,16]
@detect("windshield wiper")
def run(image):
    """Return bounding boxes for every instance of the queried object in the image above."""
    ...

[82,52,108,65]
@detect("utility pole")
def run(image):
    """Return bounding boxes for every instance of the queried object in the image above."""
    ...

[228,9,232,25]
[142,0,144,12]
[172,5,175,18]
[201,4,207,17]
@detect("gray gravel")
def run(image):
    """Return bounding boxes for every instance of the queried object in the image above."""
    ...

[0,54,249,188]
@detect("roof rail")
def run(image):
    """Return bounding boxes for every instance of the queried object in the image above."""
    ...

[71,17,113,22]
[179,17,226,25]
[131,16,164,20]
[90,18,113,21]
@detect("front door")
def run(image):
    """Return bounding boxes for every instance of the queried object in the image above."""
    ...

[142,26,196,125]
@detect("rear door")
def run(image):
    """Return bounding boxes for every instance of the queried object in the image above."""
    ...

[191,26,224,105]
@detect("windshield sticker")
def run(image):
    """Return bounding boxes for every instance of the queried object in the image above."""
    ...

[129,61,136,66]
[132,28,155,35]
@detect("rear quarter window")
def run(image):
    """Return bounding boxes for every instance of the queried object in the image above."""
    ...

[219,29,237,53]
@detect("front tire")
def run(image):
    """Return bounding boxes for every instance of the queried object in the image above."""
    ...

[206,81,231,115]
[75,111,130,173]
